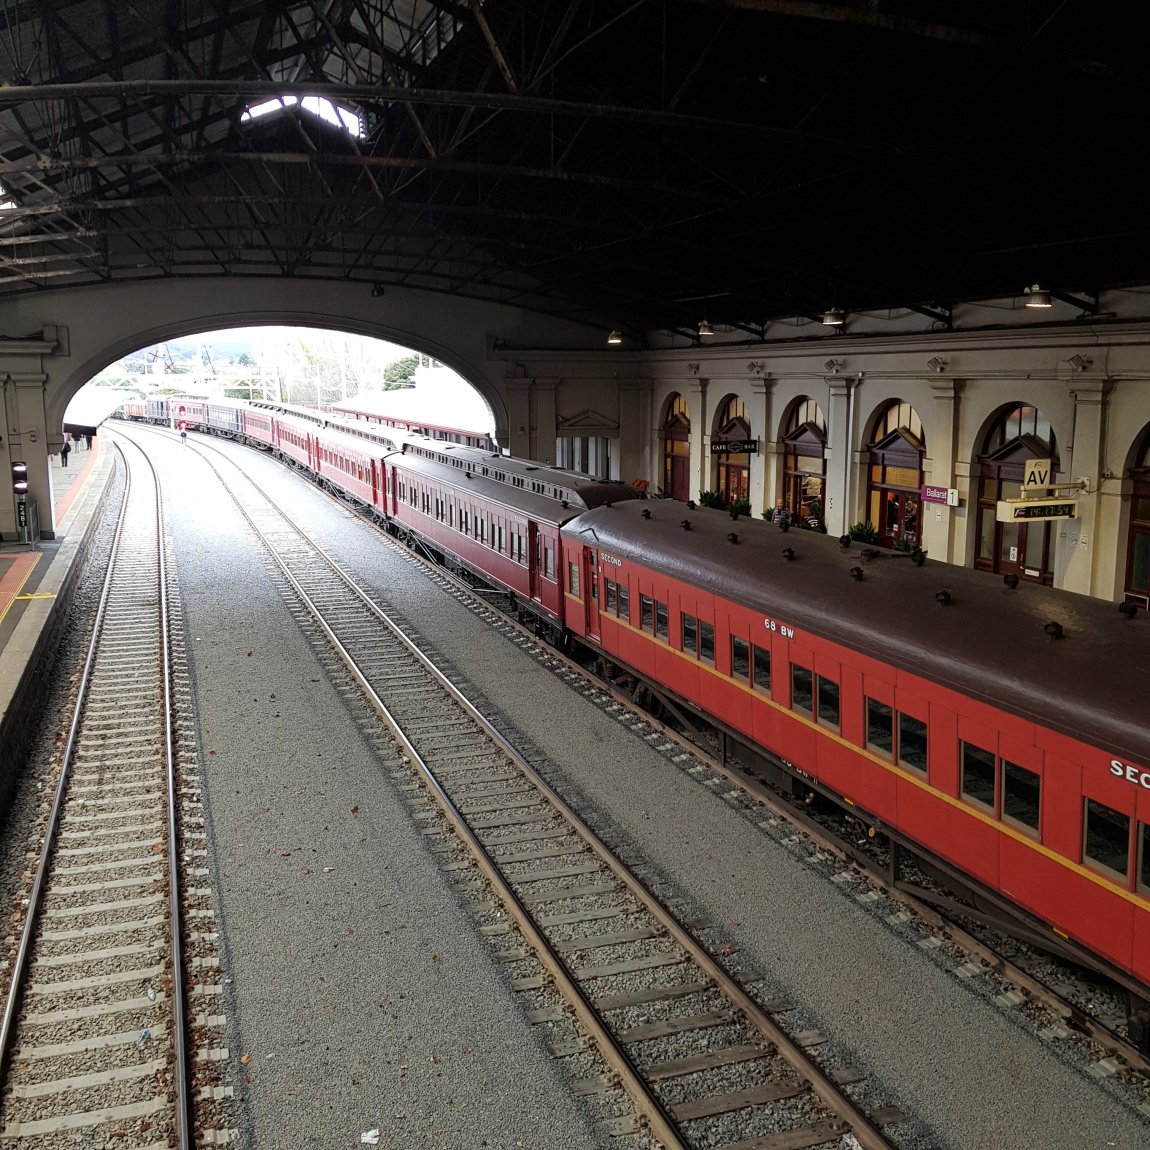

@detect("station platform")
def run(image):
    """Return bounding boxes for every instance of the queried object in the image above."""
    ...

[1,436,116,799]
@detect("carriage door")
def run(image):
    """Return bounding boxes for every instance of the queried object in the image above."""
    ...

[584,547,601,641]
[527,523,539,601]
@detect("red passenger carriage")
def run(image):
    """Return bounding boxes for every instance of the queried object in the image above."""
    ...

[559,502,1150,995]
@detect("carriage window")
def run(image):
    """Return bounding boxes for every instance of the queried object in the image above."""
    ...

[1085,798,1129,878]
[655,601,669,640]
[1140,824,1150,894]
[898,713,928,773]
[568,562,580,597]
[752,644,771,693]
[605,579,617,613]
[731,636,750,682]
[866,698,893,756]
[682,613,698,654]
[618,584,630,622]
[544,548,555,579]
[1003,761,1041,832]
[791,665,813,715]
[961,742,997,810]
[816,675,839,730]
[698,620,714,662]
[641,595,654,632]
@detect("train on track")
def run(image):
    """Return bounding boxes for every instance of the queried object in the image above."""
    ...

[117,393,1150,1041]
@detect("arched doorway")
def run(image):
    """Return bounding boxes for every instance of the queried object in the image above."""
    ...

[974,403,1058,585]
[713,395,753,506]
[662,393,691,501]
[866,401,925,547]
[1123,428,1150,606]
[781,397,827,528]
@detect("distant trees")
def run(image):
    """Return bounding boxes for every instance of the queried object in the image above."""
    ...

[382,354,420,388]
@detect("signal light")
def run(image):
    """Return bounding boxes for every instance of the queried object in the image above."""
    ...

[11,460,28,496]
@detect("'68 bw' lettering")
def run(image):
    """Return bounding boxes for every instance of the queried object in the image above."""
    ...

[1110,759,1150,790]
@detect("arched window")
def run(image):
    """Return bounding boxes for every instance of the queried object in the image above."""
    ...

[866,401,924,547]
[782,398,827,527]
[974,404,1057,586]
[713,395,753,506]
[662,393,691,501]
[1124,430,1150,606]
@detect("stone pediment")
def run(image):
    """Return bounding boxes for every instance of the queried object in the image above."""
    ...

[557,408,619,435]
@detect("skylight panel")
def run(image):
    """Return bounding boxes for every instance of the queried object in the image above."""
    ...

[241,95,362,138]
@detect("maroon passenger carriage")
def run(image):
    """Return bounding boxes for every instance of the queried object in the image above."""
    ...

[557,499,1150,1037]
[384,438,641,633]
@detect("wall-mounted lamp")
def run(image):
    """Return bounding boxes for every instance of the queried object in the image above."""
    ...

[926,356,948,373]
[821,307,845,326]
[824,358,844,374]
[1067,353,1093,372]
[371,283,386,298]
[607,329,622,345]
[697,318,714,337]
[1023,284,1053,308]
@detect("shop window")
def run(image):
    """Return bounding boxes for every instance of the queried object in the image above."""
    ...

[961,742,997,810]
[1002,761,1041,833]
[866,698,893,757]
[699,621,714,663]
[682,613,698,655]
[731,636,750,682]
[791,665,813,715]
[816,675,839,730]
[782,398,827,527]
[898,713,928,773]
[641,595,654,632]
[568,562,580,597]
[752,644,771,693]
[655,601,669,641]
[1084,798,1129,878]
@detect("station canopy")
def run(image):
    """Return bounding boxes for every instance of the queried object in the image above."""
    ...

[0,2,1141,340]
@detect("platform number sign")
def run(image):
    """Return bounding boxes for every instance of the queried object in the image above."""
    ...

[1023,458,1052,489]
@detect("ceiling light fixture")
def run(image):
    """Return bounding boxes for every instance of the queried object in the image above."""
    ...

[1023,284,1053,308]
[697,318,714,337]
[821,307,845,326]
[607,329,622,345]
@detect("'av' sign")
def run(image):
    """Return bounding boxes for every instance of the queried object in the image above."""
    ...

[1024,457,1053,489]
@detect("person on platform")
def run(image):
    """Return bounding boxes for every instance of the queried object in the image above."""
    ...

[60,439,71,468]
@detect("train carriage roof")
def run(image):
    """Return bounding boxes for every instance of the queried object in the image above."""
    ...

[394,451,584,527]
[395,435,643,512]
[564,503,1150,765]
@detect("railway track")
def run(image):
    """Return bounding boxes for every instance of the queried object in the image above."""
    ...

[157,428,903,1149]
[0,439,194,1146]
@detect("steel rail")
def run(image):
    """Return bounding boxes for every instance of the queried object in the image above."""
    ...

[147,440,194,1150]
[175,429,896,1150]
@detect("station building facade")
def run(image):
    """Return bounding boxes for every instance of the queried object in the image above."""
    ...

[499,312,1150,607]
